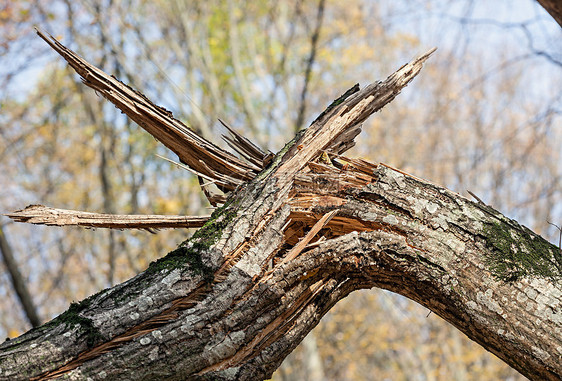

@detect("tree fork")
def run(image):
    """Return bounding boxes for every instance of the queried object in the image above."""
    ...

[1,31,561,381]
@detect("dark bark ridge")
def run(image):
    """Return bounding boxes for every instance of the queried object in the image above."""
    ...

[1,30,561,381]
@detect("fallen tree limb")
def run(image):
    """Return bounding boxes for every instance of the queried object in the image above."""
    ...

[1,30,561,381]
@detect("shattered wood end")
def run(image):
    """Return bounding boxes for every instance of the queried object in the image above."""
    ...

[277,47,436,179]
[35,28,256,199]
[5,205,210,230]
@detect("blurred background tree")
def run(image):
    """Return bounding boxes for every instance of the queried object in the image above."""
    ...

[0,0,560,379]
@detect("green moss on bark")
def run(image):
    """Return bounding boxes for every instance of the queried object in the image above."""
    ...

[144,202,237,280]
[43,296,105,348]
[482,220,562,282]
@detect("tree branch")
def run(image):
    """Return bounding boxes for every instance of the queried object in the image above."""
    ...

[0,226,42,327]
[5,205,210,230]
[3,10,561,380]
[294,0,326,131]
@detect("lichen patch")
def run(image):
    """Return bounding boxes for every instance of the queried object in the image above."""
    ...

[382,215,398,225]
[426,202,438,214]
[161,269,181,288]
[477,289,504,315]
[149,347,159,361]
[152,330,163,341]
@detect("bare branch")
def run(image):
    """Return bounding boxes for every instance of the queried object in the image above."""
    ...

[295,0,326,130]
[0,226,42,327]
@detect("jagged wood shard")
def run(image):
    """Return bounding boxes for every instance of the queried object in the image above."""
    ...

[219,118,268,170]
[35,28,256,194]
[276,48,437,185]
[5,205,210,230]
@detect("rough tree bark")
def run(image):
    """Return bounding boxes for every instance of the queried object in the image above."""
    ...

[1,29,562,381]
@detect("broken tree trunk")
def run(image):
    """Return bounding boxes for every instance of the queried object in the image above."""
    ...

[1,32,562,381]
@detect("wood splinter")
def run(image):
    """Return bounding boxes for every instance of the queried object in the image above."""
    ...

[5,205,210,230]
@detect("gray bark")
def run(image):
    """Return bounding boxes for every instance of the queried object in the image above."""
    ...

[2,157,561,380]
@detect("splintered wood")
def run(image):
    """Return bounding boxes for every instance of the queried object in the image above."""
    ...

[281,157,380,256]
[219,119,270,170]
[283,210,338,263]
[35,29,256,196]
[275,47,436,184]
[5,205,210,230]
[10,31,433,236]
[3,29,446,381]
